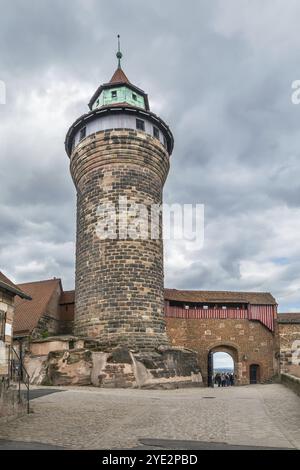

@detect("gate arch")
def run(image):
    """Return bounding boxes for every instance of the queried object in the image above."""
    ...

[207,342,239,387]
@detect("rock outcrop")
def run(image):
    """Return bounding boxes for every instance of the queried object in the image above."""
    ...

[24,344,203,389]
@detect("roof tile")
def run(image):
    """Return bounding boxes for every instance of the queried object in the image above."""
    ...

[164,288,276,305]
[109,67,131,85]
[14,279,61,334]
[277,313,300,323]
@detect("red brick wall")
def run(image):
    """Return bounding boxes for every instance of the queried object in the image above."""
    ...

[59,303,74,322]
[33,283,62,337]
[166,317,280,385]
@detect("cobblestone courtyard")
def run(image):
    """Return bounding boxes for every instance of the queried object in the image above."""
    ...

[0,384,299,449]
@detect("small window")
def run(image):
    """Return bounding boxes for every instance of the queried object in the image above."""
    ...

[153,126,159,139]
[163,136,168,149]
[222,306,227,310]
[203,305,208,310]
[132,93,137,101]
[0,310,6,340]
[111,90,117,98]
[136,119,145,131]
[79,127,86,141]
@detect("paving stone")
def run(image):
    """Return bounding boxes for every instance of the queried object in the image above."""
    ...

[0,384,299,449]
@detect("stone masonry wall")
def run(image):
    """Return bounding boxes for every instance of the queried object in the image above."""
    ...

[279,323,300,372]
[70,129,170,350]
[166,317,280,385]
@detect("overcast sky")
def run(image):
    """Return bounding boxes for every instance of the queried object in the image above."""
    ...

[1,0,300,312]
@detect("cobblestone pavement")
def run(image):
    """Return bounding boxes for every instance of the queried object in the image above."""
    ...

[0,384,299,449]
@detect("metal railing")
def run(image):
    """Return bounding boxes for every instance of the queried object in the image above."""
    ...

[8,346,30,414]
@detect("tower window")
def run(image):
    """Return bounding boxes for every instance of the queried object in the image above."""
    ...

[163,136,168,149]
[79,127,86,141]
[132,93,137,101]
[136,119,145,131]
[153,126,159,139]
[111,90,117,98]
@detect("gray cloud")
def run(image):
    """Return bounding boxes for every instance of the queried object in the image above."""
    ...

[1,0,300,311]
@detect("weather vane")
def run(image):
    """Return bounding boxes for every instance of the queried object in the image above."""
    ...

[116,34,122,68]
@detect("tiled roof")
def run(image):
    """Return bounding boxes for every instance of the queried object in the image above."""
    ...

[14,278,61,335]
[0,271,31,299]
[48,288,277,307]
[109,67,131,85]
[60,290,75,305]
[277,313,300,323]
[164,288,277,305]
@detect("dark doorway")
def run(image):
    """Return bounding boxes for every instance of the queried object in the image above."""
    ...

[249,364,260,384]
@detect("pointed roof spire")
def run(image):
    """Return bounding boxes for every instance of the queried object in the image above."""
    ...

[116,34,122,69]
[109,34,131,85]
[109,67,130,85]
[88,35,150,111]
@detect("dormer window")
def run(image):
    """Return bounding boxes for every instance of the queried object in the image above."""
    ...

[153,126,159,139]
[136,119,145,131]
[111,90,117,98]
[79,127,86,141]
[132,93,137,101]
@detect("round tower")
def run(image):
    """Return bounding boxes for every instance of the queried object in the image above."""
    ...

[65,42,174,351]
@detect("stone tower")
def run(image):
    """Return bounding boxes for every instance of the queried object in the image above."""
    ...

[65,43,174,351]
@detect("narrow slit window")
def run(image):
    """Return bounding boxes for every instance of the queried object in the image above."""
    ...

[79,127,86,141]
[153,126,159,139]
[0,310,6,340]
[136,119,145,131]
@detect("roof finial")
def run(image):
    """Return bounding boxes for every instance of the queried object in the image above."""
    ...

[116,34,122,69]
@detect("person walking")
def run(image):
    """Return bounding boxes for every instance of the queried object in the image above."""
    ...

[221,373,226,387]
[215,373,221,387]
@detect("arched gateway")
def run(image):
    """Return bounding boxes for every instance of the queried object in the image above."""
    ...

[207,343,239,387]
[165,288,280,385]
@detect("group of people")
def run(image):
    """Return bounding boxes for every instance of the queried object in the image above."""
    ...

[214,372,235,387]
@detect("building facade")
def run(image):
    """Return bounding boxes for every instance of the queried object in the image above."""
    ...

[12,279,284,386]
[0,272,30,419]
[165,289,280,385]
[278,313,300,377]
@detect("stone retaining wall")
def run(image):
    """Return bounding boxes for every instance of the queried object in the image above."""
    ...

[0,378,26,421]
[281,372,300,397]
